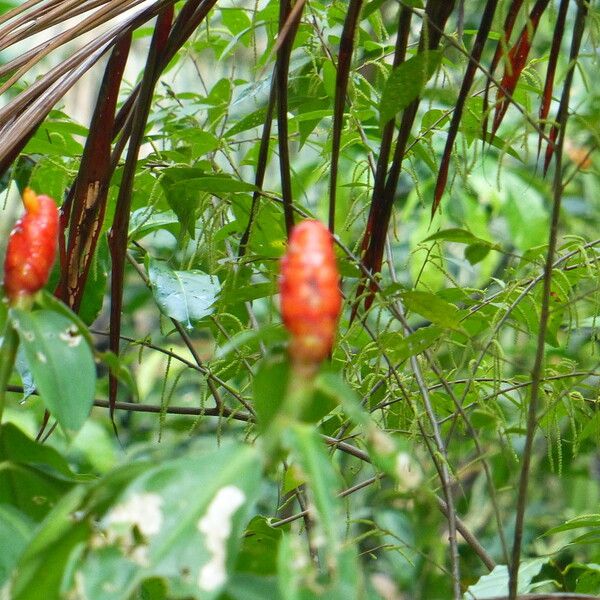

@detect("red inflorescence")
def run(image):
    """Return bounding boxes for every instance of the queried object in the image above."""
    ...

[3,188,59,304]
[279,220,342,366]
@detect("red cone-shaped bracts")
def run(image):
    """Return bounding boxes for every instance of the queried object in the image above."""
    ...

[279,220,342,366]
[3,188,59,304]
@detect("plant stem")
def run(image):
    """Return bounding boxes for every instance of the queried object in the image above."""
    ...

[262,361,317,463]
[508,4,588,598]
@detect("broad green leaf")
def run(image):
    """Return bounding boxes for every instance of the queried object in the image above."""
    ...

[321,60,337,99]
[401,291,462,330]
[37,290,96,348]
[421,108,450,132]
[316,370,367,427]
[11,309,96,433]
[254,356,336,431]
[463,559,546,599]
[74,443,262,600]
[221,7,252,36]
[171,129,220,156]
[504,184,548,251]
[234,516,283,576]
[0,423,78,481]
[316,371,403,478]
[0,505,34,585]
[22,122,85,157]
[147,257,220,328]
[379,50,442,124]
[10,486,91,600]
[572,563,600,593]
[226,574,280,600]
[465,243,491,265]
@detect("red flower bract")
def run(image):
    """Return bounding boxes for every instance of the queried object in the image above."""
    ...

[279,220,342,365]
[3,188,59,303]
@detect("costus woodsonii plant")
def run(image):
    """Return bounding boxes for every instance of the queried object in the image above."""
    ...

[279,220,342,368]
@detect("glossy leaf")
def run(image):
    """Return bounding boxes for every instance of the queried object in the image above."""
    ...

[464,559,546,599]
[147,257,220,328]
[10,309,96,432]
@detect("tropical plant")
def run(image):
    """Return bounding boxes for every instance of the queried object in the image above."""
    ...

[1,1,599,599]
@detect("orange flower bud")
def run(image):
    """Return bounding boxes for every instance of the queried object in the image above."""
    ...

[279,220,342,366]
[3,188,59,304]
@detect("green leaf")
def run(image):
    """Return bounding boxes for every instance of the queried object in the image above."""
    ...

[219,282,276,307]
[170,175,256,194]
[11,486,91,600]
[379,50,443,125]
[463,559,546,599]
[0,505,34,585]
[225,108,269,138]
[234,516,283,576]
[226,574,280,600]
[253,354,289,433]
[543,514,600,536]
[374,326,443,363]
[216,325,287,360]
[129,208,179,240]
[11,309,96,432]
[172,129,220,156]
[423,228,486,245]
[147,257,221,328]
[160,167,204,237]
[574,564,600,593]
[401,291,462,330]
[0,422,78,482]
[75,443,262,600]
[465,243,491,265]
[221,7,252,36]
[316,370,368,427]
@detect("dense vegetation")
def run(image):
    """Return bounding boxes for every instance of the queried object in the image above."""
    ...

[0,1,599,598]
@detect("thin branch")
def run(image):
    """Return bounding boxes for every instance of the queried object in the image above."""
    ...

[508,3,588,597]
[273,472,496,573]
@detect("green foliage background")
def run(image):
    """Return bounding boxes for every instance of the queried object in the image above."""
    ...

[1,1,600,598]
